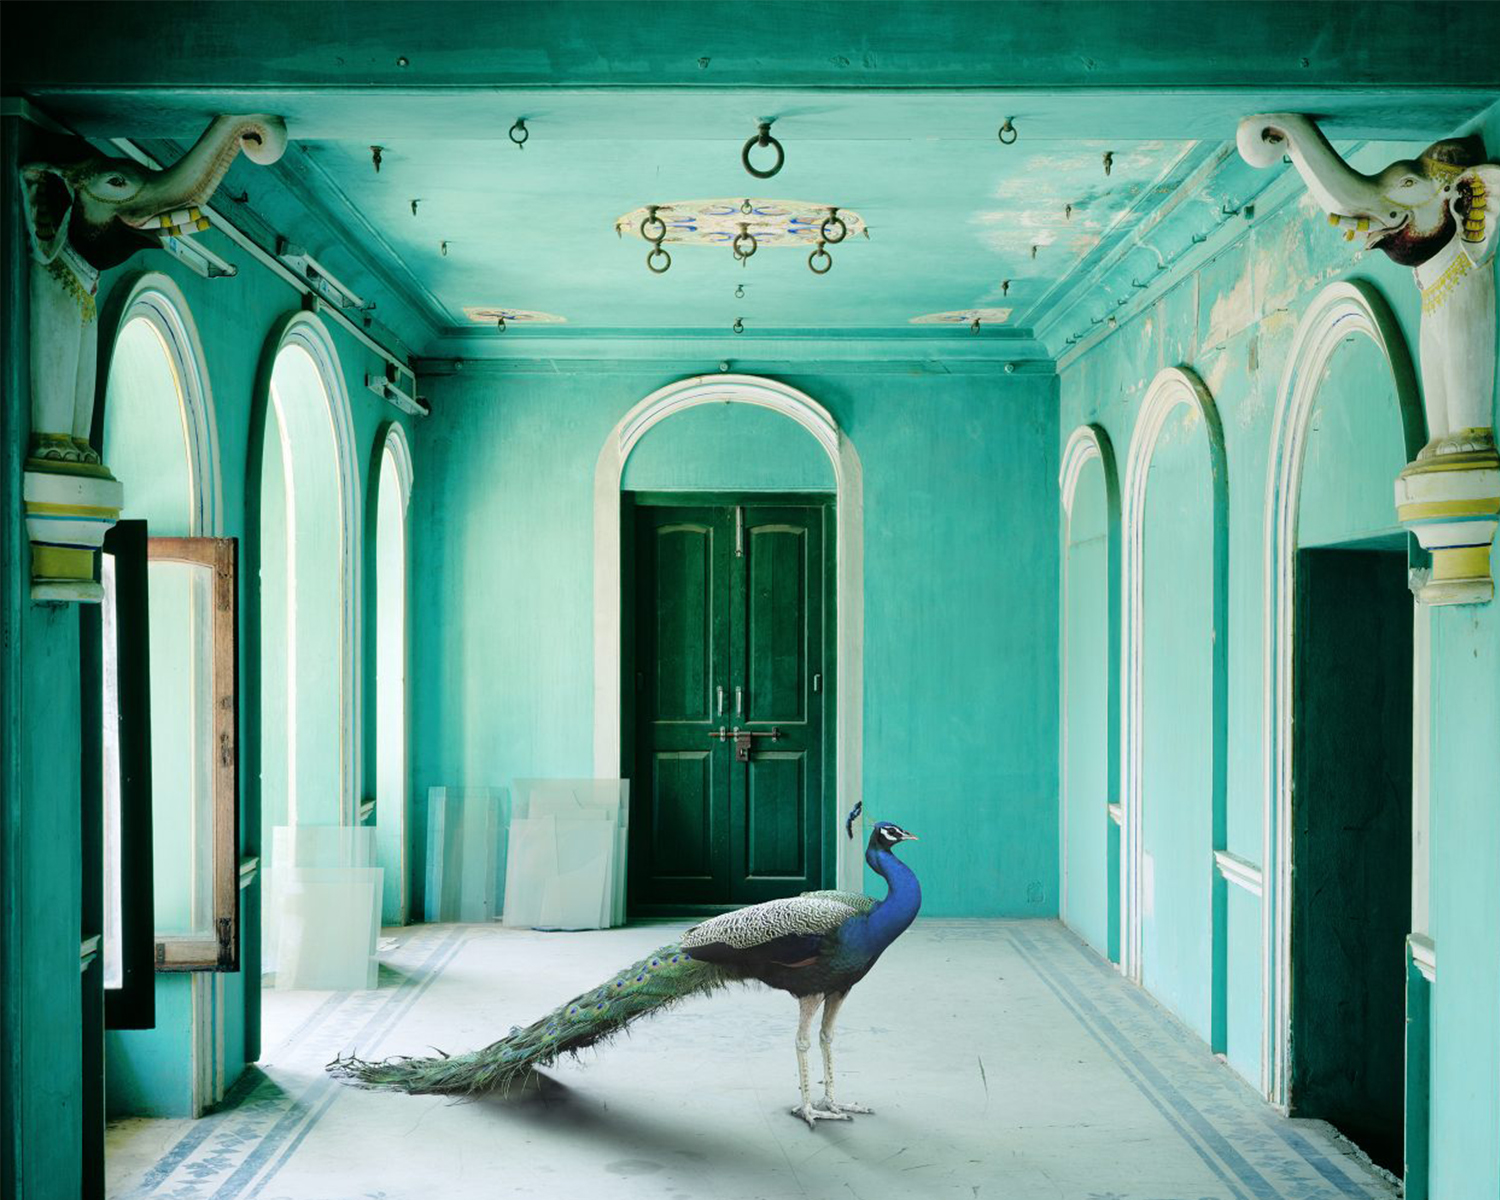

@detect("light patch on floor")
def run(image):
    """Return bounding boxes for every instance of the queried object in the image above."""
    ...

[106,920,1396,1199]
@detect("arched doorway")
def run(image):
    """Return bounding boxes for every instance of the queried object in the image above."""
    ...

[593,375,865,891]
[373,424,414,924]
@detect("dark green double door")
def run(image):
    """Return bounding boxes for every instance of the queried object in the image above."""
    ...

[628,497,830,912]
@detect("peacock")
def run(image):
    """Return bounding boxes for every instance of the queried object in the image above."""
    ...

[328,820,921,1128]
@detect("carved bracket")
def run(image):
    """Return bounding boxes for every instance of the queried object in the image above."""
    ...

[1238,113,1499,604]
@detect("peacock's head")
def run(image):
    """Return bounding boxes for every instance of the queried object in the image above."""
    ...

[868,821,918,852]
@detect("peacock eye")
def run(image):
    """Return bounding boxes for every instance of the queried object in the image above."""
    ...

[108,176,128,188]
[1401,178,1417,188]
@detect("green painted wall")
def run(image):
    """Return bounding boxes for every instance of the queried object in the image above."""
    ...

[1057,106,1500,1195]
[409,364,1059,918]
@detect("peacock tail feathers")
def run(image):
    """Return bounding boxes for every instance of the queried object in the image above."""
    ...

[327,942,732,1096]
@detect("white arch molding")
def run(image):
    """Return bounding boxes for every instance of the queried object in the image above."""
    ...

[1260,280,1423,1106]
[1119,367,1228,986]
[378,422,415,511]
[267,311,364,826]
[107,273,224,537]
[1058,424,1120,937]
[593,375,865,890]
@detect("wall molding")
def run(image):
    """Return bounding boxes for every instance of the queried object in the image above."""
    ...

[1409,933,1437,984]
[1260,279,1424,1107]
[1059,423,1121,943]
[1120,367,1228,988]
[1213,850,1264,898]
[593,375,865,890]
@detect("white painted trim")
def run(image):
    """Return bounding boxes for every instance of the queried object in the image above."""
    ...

[1411,572,1433,938]
[270,313,364,827]
[1213,850,1264,897]
[1059,423,1119,933]
[1409,933,1437,983]
[1120,367,1226,985]
[1107,802,1123,826]
[1260,280,1423,1107]
[593,375,865,890]
[379,422,415,512]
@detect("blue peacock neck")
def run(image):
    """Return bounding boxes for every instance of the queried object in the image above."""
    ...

[858,841,922,954]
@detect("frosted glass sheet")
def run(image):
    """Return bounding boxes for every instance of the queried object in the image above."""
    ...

[504,780,629,930]
[274,866,382,991]
[101,555,124,990]
[425,788,508,922]
[265,825,377,974]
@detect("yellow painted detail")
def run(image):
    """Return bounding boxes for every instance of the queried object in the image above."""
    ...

[1397,497,1500,520]
[25,500,122,519]
[1430,545,1493,581]
[32,545,94,579]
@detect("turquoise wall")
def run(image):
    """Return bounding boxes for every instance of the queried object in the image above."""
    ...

[1057,107,1500,1196]
[409,364,1059,918]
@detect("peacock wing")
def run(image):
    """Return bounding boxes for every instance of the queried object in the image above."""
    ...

[796,889,876,914]
[680,894,867,970]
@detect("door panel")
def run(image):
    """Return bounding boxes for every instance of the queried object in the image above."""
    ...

[632,507,731,905]
[630,499,828,910]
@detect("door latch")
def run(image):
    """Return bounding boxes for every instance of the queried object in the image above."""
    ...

[706,725,783,761]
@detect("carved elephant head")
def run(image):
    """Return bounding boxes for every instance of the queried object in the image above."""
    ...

[22,114,287,270]
[1237,113,1488,267]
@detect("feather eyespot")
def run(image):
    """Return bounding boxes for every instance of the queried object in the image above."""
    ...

[615,981,624,988]
[596,1004,605,1011]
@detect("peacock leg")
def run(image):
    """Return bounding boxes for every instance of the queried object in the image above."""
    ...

[790,993,847,1128]
[814,991,873,1116]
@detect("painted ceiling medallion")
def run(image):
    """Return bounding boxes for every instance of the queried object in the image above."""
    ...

[909,308,1013,325]
[614,200,867,246]
[462,307,567,324]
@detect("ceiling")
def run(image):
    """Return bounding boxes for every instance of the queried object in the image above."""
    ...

[7,1,1498,363]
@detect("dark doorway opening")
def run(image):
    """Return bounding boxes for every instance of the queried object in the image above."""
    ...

[622,493,833,915]
[1290,545,1413,1174]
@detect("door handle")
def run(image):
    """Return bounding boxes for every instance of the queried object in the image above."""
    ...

[717,685,725,715]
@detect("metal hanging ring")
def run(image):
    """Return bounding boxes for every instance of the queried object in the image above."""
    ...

[646,245,671,274]
[735,283,745,299]
[808,242,833,275]
[733,317,745,334]
[741,198,753,215]
[732,227,758,259]
[997,118,1018,145]
[640,209,667,243]
[496,315,507,333]
[820,209,848,244]
[509,119,529,149]
[742,122,784,179]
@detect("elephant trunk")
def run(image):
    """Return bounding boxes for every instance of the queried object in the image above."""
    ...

[1236,113,1385,219]
[120,114,287,226]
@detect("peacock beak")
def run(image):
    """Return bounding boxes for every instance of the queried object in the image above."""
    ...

[899,831,919,842]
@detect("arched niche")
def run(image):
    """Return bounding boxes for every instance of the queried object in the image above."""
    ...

[250,310,362,956]
[1260,280,1424,1107]
[1120,366,1228,1053]
[594,374,864,889]
[371,422,414,925]
[1059,424,1121,962]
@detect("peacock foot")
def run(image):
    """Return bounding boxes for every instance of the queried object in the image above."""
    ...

[816,1098,874,1115]
[790,1102,853,1128]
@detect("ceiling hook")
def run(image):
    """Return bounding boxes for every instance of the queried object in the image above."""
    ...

[1103,151,1114,177]
[741,198,753,215]
[410,199,420,216]
[808,240,833,275]
[971,317,982,335]
[733,317,745,334]
[997,117,1018,145]
[440,240,449,256]
[742,121,784,179]
[1065,204,1073,221]
[496,314,507,333]
[509,118,529,150]
[370,145,384,173]
[1001,279,1010,296]
[735,283,745,299]
[1031,244,1039,260]
[820,207,848,244]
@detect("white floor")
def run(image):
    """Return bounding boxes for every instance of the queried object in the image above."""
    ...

[106,920,1397,1200]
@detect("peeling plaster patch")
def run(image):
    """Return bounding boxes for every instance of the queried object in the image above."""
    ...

[1203,266,1255,352]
